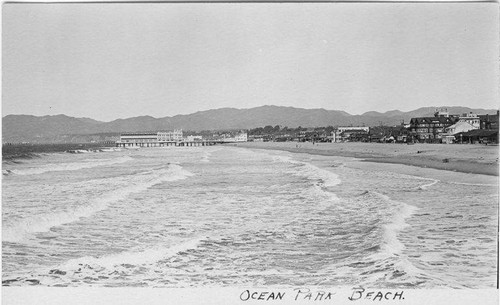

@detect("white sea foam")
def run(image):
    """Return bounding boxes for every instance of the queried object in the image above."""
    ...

[324,192,424,286]
[271,155,341,209]
[272,155,295,164]
[417,179,439,190]
[10,156,134,176]
[201,151,211,163]
[60,237,203,270]
[272,155,341,188]
[66,149,93,154]
[4,146,496,288]
[372,192,418,255]
[447,181,498,187]
[302,184,339,204]
[416,178,496,189]
[2,164,194,242]
[100,147,122,152]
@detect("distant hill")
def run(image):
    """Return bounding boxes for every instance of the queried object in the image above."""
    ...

[2,105,497,143]
[2,114,101,143]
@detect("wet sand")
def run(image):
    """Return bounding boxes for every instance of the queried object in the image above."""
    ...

[233,142,499,176]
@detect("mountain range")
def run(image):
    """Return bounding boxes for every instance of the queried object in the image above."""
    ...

[2,105,498,143]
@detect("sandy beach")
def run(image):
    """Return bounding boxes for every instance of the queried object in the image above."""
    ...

[233,142,499,176]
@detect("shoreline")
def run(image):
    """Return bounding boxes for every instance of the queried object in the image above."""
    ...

[2,143,115,161]
[232,142,499,176]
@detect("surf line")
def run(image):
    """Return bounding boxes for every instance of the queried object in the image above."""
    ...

[417,179,439,190]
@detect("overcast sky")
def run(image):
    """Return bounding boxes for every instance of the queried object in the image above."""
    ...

[2,3,499,122]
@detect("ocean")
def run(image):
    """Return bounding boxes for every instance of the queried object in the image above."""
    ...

[2,145,498,288]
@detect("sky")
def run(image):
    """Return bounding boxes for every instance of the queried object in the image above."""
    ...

[2,3,499,122]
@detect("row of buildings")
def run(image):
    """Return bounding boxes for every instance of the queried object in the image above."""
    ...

[116,130,248,147]
[248,109,498,144]
[327,109,498,144]
[115,109,498,147]
[407,109,498,144]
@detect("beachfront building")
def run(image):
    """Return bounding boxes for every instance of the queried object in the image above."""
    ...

[450,121,476,133]
[478,110,499,130]
[235,132,248,142]
[221,132,248,142]
[248,135,265,142]
[119,133,159,146]
[299,128,315,142]
[185,135,203,142]
[332,127,370,143]
[367,125,408,143]
[117,130,184,147]
[409,109,500,143]
[458,113,480,129]
[158,130,183,142]
[454,129,499,144]
[441,121,479,144]
[408,111,458,143]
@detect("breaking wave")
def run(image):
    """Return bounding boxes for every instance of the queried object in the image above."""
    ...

[2,164,194,243]
[372,192,418,255]
[61,237,203,270]
[272,155,341,188]
[201,151,211,163]
[447,181,498,187]
[324,191,423,287]
[9,156,134,176]
[2,237,204,287]
[416,179,439,190]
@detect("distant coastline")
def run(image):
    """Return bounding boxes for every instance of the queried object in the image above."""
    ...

[3,105,498,144]
[2,143,115,161]
[233,142,499,176]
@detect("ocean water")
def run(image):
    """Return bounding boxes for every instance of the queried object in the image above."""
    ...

[2,145,498,288]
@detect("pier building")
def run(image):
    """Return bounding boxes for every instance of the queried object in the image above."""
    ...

[158,130,183,142]
[119,133,159,145]
[116,130,225,147]
[117,131,185,147]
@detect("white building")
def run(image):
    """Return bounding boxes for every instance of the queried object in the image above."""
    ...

[220,132,248,142]
[158,130,183,142]
[442,121,478,144]
[434,108,450,117]
[235,133,248,142]
[186,135,203,142]
[445,121,477,135]
[458,113,480,129]
[117,130,184,146]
